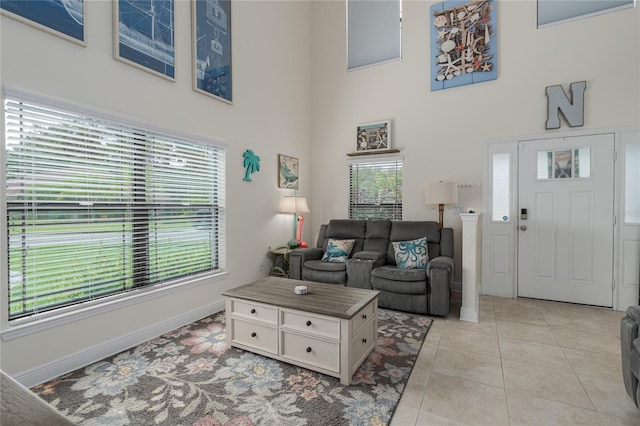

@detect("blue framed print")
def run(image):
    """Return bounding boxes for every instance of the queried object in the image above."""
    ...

[192,0,232,104]
[114,0,175,80]
[1,0,85,46]
[430,0,497,91]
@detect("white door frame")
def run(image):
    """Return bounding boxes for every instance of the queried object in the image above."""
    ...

[482,126,640,311]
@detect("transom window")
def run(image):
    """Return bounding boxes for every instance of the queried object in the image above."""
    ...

[5,93,226,321]
[348,157,402,220]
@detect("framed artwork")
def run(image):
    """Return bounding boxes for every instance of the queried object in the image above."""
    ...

[278,154,299,190]
[1,0,85,46]
[192,0,232,104]
[356,120,391,152]
[114,0,175,80]
[430,0,497,91]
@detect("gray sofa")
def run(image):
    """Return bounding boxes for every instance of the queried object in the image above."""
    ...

[289,219,454,316]
[621,306,640,408]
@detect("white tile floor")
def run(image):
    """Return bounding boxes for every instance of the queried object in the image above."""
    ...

[391,293,640,426]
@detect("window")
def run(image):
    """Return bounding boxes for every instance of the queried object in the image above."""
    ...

[349,157,402,220]
[347,0,402,70]
[536,147,591,180]
[5,93,226,321]
[491,152,510,222]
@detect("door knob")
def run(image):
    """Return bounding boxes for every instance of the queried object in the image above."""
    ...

[520,225,528,231]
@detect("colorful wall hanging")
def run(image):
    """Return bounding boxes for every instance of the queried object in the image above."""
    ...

[242,149,260,182]
[430,0,497,91]
[278,154,299,189]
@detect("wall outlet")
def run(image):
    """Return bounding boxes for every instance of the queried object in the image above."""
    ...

[258,262,266,272]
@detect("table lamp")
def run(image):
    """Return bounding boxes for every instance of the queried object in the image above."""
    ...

[425,181,458,229]
[280,195,310,248]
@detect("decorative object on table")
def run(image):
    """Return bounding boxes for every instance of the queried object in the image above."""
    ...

[356,120,391,152]
[425,181,458,229]
[114,0,175,80]
[1,0,85,45]
[33,309,431,425]
[192,0,232,103]
[277,154,299,189]
[293,285,308,295]
[279,195,310,248]
[430,0,496,91]
[545,81,586,129]
[242,149,260,182]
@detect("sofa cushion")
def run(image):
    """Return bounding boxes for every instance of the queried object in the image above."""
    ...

[386,221,442,264]
[324,220,366,254]
[304,259,347,272]
[363,219,392,252]
[322,239,355,263]
[372,270,427,295]
[372,265,426,282]
[393,237,429,269]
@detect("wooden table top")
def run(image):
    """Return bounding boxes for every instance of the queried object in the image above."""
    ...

[222,277,379,319]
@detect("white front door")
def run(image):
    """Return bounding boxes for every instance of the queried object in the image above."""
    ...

[517,134,615,307]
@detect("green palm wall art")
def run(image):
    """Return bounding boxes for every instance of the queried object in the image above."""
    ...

[242,149,260,182]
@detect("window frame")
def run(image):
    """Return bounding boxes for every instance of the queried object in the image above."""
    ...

[348,154,403,220]
[1,87,227,337]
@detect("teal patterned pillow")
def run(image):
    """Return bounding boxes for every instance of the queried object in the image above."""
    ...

[322,239,355,263]
[392,237,429,269]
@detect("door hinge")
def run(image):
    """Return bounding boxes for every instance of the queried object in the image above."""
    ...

[613,151,618,161]
[612,279,616,290]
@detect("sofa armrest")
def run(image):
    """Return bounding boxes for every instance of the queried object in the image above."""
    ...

[289,247,323,280]
[346,251,386,290]
[427,256,454,316]
[621,312,640,407]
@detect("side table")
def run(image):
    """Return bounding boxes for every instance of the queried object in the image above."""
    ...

[268,246,292,277]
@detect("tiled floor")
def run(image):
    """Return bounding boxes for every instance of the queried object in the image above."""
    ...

[391,293,640,426]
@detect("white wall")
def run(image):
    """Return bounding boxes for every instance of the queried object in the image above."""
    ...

[0,1,311,378]
[309,0,639,283]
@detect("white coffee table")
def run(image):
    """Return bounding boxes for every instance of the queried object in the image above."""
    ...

[222,277,379,385]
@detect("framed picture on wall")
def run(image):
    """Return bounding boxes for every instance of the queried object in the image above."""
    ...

[278,154,299,189]
[113,0,176,80]
[1,0,86,46]
[356,120,391,152]
[192,0,232,103]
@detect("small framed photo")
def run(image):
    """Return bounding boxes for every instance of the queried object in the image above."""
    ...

[356,120,391,152]
[278,154,299,189]
[113,0,176,81]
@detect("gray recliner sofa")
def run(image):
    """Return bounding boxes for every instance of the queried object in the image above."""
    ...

[289,219,454,316]
[621,306,640,408]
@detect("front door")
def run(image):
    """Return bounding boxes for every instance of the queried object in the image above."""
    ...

[517,134,615,307]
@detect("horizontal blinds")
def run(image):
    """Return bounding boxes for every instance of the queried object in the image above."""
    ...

[5,96,226,320]
[349,158,402,220]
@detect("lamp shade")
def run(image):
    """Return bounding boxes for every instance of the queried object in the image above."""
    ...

[279,196,310,214]
[425,182,458,205]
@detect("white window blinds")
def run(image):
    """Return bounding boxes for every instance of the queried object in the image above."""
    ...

[5,94,226,320]
[349,157,402,220]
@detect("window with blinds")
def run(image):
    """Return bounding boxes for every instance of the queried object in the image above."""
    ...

[349,157,402,220]
[5,94,226,321]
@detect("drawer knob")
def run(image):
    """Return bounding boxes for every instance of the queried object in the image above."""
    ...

[362,314,367,320]
[362,338,367,344]
[250,308,256,314]
[251,332,257,338]
[306,346,312,353]
[306,320,312,327]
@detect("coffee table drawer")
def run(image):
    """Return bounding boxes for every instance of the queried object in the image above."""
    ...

[280,331,340,373]
[231,319,278,354]
[351,301,377,337]
[351,319,377,372]
[281,309,340,339]
[231,300,278,325]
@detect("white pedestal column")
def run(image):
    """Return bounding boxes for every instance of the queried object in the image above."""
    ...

[460,213,481,322]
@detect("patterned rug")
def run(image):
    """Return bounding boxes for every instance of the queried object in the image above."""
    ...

[32,309,431,425]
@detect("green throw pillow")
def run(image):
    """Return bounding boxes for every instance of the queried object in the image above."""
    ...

[322,239,355,263]
[392,237,429,269]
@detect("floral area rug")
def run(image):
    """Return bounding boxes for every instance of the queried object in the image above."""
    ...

[32,309,431,426]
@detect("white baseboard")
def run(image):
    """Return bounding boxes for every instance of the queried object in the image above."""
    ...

[459,306,479,323]
[14,300,225,388]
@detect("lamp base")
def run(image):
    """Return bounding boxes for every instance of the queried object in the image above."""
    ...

[287,239,301,249]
